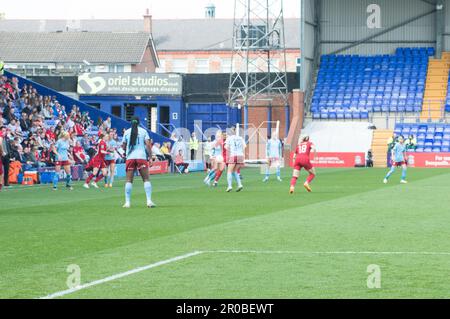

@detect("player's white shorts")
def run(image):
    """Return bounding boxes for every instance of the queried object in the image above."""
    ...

[268,157,281,167]
[211,155,224,163]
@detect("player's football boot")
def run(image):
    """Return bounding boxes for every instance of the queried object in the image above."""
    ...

[304,182,312,193]
[147,201,156,208]
[108,184,113,188]
[263,177,269,182]
[383,178,388,184]
[289,186,295,194]
[91,182,99,189]
[236,185,243,192]
[213,181,218,187]
[83,183,90,189]
[226,187,233,192]
[277,177,283,182]
[400,180,408,184]
[66,185,73,191]
[122,202,131,208]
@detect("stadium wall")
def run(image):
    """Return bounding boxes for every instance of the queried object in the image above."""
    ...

[321,0,437,55]
[446,0,450,52]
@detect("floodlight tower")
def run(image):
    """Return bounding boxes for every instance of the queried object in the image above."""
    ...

[228,0,289,138]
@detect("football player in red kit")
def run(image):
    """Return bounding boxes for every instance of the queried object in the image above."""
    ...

[83,134,110,189]
[290,135,317,194]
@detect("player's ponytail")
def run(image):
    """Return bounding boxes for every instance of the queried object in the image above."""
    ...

[129,116,139,151]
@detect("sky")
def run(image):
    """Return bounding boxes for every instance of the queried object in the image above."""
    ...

[1,0,301,20]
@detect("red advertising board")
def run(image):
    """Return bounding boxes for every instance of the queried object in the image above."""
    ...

[289,152,366,168]
[406,153,450,168]
[149,161,169,175]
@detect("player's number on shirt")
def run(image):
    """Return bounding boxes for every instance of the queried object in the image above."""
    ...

[299,144,307,154]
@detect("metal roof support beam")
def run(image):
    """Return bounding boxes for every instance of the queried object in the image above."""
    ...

[328,9,437,55]
[436,0,445,59]
[418,0,437,6]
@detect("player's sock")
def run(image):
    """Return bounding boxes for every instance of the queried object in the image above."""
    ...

[306,173,315,184]
[214,169,223,182]
[109,174,114,186]
[233,172,242,187]
[385,167,395,180]
[0,184,2,191]
[65,174,72,187]
[85,174,94,184]
[276,167,281,179]
[401,167,407,181]
[290,176,298,187]
[125,182,132,204]
[208,170,216,182]
[104,175,109,185]
[144,181,152,202]
[227,173,233,188]
[53,173,59,188]
[95,174,104,183]
[265,167,270,179]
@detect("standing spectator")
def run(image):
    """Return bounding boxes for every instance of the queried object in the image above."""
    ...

[189,132,199,160]
[366,150,374,168]
[0,58,4,76]
[175,149,189,174]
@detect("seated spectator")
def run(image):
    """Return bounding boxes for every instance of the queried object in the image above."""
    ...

[174,149,189,174]
[152,143,165,161]
[160,142,173,166]
[405,135,417,151]
[73,140,89,164]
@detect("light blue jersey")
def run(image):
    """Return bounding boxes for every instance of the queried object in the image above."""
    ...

[226,135,245,157]
[267,139,282,158]
[393,142,406,162]
[55,139,70,161]
[212,140,223,157]
[122,127,150,160]
[105,139,117,160]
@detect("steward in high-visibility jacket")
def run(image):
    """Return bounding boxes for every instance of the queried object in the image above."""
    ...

[189,133,199,160]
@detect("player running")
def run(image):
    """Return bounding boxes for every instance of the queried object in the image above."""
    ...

[263,133,283,182]
[204,131,226,187]
[290,135,316,194]
[122,117,155,208]
[104,131,118,188]
[83,134,109,189]
[383,136,408,184]
[52,132,74,191]
[225,126,245,192]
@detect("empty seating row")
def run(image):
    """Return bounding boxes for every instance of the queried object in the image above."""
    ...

[394,123,450,153]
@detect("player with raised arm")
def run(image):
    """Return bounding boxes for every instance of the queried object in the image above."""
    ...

[290,135,317,194]
[225,126,245,192]
[122,117,155,208]
[52,131,74,191]
[83,134,109,189]
[383,136,408,184]
[263,133,283,182]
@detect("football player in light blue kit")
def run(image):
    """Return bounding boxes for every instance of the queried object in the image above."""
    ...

[225,126,245,192]
[52,131,73,191]
[122,117,155,208]
[384,136,408,184]
[263,133,283,182]
[104,131,118,188]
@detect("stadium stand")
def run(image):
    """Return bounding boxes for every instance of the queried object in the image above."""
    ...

[394,123,450,153]
[311,47,435,120]
[1,71,171,185]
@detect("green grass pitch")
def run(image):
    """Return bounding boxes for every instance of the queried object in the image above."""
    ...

[1,167,450,299]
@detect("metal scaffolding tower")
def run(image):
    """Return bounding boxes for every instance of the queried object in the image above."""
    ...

[228,0,289,111]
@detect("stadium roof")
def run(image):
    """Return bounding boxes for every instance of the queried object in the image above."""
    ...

[0,18,300,51]
[0,31,155,63]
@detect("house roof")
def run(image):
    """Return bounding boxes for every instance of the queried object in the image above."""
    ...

[0,31,153,63]
[0,18,300,51]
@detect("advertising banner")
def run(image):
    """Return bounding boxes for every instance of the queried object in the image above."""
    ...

[149,161,169,175]
[406,153,450,168]
[290,152,366,168]
[77,73,182,96]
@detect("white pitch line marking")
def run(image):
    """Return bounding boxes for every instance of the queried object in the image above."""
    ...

[205,250,450,256]
[40,251,203,299]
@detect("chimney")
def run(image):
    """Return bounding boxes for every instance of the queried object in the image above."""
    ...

[143,8,152,34]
